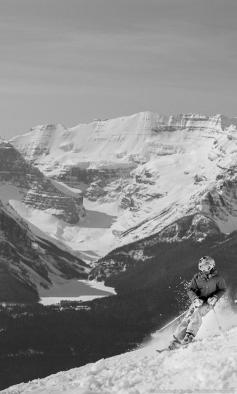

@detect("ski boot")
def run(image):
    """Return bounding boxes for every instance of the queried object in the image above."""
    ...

[168,336,182,350]
[182,332,195,345]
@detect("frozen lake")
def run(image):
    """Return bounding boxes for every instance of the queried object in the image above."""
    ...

[39,279,116,305]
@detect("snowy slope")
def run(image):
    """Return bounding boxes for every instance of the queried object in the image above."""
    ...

[10,112,237,260]
[3,302,237,393]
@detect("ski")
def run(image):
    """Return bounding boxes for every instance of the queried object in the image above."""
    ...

[156,343,191,353]
[156,348,171,353]
[156,337,203,353]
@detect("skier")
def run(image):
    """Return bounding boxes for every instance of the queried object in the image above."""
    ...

[169,256,227,350]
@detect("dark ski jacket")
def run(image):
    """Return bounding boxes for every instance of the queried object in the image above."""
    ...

[187,269,226,302]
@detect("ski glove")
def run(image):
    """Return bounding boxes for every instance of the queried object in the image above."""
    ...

[207,296,218,307]
[193,298,203,308]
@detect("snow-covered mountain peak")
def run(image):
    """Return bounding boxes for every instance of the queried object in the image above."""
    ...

[10,111,237,173]
[8,111,237,259]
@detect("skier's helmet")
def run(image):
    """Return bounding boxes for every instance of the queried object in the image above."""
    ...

[198,256,215,273]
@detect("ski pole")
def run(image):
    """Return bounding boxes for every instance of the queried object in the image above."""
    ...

[157,310,187,333]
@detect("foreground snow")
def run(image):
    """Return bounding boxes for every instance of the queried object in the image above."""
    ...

[4,328,236,393]
[3,304,237,394]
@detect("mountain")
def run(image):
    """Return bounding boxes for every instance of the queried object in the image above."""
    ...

[0,141,85,224]
[0,202,88,302]
[9,112,237,261]
[3,302,237,393]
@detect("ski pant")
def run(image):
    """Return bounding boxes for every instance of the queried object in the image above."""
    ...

[173,303,212,342]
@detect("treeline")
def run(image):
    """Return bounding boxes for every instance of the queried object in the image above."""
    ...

[0,284,182,390]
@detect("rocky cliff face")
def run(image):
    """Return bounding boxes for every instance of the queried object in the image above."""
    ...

[0,141,85,224]
[0,202,88,302]
[9,112,237,259]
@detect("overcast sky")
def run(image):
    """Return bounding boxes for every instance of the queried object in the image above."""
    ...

[1,0,237,138]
